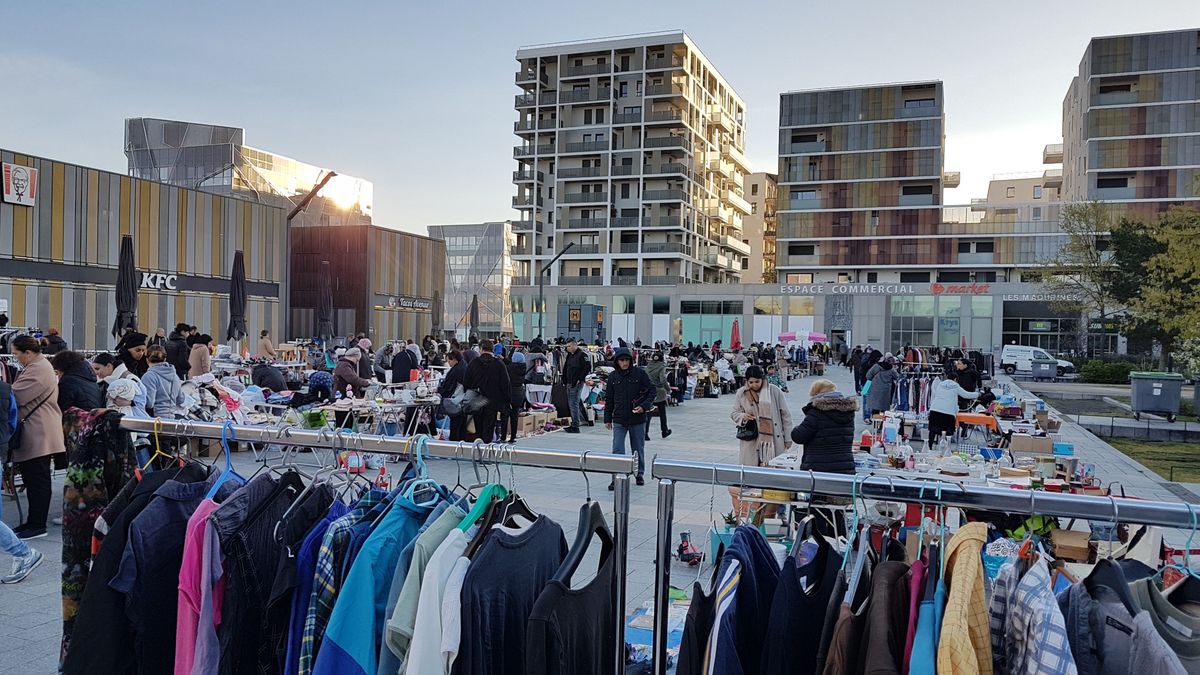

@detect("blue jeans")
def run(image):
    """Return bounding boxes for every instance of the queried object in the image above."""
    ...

[0,462,31,557]
[566,384,585,428]
[611,422,645,477]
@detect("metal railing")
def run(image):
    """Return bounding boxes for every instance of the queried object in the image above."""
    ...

[612,112,642,124]
[512,170,544,181]
[645,83,684,96]
[512,194,543,207]
[565,218,607,229]
[647,109,685,123]
[563,244,601,255]
[643,189,687,201]
[557,275,604,285]
[645,163,688,176]
[559,88,612,103]
[643,275,689,285]
[612,216,646,228]
[611,165,637,176]
[558,166,606,178]
[645,136,686,149]
[563,140,610,153]
[646,55,685,70]
[562,191,609,204]
[642,242,686,253]
[562,63,613,77]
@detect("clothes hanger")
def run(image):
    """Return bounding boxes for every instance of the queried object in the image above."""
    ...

[497,443,537,527]
[204,420,249,500]
[552,451,614,584]
[1157,502,1200,603]
[458,440,509,533]
[401,435,441,507]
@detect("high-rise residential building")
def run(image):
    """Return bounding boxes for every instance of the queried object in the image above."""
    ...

[1060,29,1200,215]
[427,221,516,337]
[124,117,373,227]
[775,81,960,286]
[742,172,778,283]
[511,30,751,288]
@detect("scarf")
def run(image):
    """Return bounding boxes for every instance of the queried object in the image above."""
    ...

[748,385,777,463]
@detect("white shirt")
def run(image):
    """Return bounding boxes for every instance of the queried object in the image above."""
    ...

[403,529,470,675]
[438,556,472,673]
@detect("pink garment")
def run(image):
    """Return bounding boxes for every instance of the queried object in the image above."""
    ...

[175,499,222,675]
[902,557,926,675]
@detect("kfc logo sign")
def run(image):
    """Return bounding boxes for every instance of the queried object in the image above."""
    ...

[140,273,178,290]
[2,162,38,207]
[929,282,991,295]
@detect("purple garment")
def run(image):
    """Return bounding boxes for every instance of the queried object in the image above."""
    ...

[902,558,926,675]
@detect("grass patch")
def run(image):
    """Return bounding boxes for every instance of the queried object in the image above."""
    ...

[1039,395,1134,419]
[1108,438,1200,482]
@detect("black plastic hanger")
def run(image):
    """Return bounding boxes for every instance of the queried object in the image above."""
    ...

[1083,558,1140,616]
[553,501,613,584]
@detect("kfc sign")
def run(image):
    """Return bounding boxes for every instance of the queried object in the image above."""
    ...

[929,282,991,296]
[2,162,37,207]
[140,273,178,290]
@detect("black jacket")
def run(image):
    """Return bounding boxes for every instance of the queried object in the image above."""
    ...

[505,362,527,408]
[438,361,467,399]
[42,334,68,355]
[165,332,190,378]
[390,349,417,382]
[562,348,590,387]
[955,366,979,393]
[251,364,286,392]
[603,363,656,426]
[464,353,511,412]
[790,394,858,474]
[0,381,12,453]
[58,361,103,413]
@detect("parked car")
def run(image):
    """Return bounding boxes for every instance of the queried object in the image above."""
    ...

[999,344,1076,377]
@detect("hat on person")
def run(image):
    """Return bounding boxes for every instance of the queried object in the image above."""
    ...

[358,338,372,351]
[613,348,632,361]
[106,378,139,403]
[124,332,148,348]
[344,347,362,362]
[48,328,60,336]
[512,351,526,364]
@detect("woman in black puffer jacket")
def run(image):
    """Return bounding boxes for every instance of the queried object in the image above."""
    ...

[51,351,103,413]
[790,378,858,474]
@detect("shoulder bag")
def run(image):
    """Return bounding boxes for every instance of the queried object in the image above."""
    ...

[8,391,53,458]
[735,390,760,441]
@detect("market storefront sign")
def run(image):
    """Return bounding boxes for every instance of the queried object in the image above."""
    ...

[385,295,433,312]
[779,283,918,296]
[140,272,178,290]
[1001,293,1081,302]
[2,162,37,207]
[929,282,990,295]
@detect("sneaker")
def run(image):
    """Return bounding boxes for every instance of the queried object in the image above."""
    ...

[2,549,44,584]
[15,527,47,540]
[662,429,673,439]
[565,427,581,434]
[636,476,645,486]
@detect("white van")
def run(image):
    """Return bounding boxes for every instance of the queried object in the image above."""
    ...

[999,345,1076,377]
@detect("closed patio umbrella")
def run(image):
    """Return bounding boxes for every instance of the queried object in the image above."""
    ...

[111,234,138,338]
[226,250,247,342]
[316,260,334,341]
[730,319,742,351]
[469,293,480,337]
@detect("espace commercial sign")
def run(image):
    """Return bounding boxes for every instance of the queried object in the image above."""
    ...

[779,282,993,296]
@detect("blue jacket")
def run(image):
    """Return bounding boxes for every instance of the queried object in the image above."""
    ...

[708,526,780,675]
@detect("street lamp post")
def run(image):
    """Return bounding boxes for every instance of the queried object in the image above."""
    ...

[537,241,575,340]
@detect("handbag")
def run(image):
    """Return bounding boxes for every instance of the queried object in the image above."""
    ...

[861,380,872,397]
[461,389,490,414]
[439,384,466,416]
[9,391,52,458]
[735,418,759,441]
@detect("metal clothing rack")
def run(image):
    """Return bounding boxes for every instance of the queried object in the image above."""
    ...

[648,457,1200,675]
[117,417,635,673]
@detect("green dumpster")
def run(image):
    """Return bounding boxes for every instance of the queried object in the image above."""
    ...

[1129,371,1184,422]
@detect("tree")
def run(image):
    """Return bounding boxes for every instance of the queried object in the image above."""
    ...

[1135,207,1200,346]
[1109,218,1174,368]
[1035,201,1119,354]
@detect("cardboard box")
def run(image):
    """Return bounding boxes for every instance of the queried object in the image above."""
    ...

[1035,410,1049,427]
[517,414,537,435]
[1052,528,1092,562]
[1045,418,1062,432]
[1009,433,1054,454]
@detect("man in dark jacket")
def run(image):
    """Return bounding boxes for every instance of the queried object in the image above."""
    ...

[251,362,287,393]
[42,328,68,356]
[790,379,858,474]
[51,351,103,413]
[604,348,656,486]
[165,323,192,379]
[954,358,980,411]
[561,338,591,433]
[390,343,417,383]
[463,339,510,443]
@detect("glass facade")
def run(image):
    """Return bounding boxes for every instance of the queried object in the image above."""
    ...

[680,300,743,345]
[428,222,515,337]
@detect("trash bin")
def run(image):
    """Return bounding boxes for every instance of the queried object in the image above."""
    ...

[1031,359,1057,381]
[1129,371,1184,422]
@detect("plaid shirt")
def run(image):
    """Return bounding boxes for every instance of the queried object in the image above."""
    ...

[298,488,386,675]
[990,558,1077,675]
[937,522,994,675]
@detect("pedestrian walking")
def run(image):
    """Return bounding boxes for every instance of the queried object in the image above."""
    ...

[439,351,469,441]
[8,335,64,540]
[864,353,899,416]
[561,338,591,433]
[604,348,656,487]
[643,352,673,440]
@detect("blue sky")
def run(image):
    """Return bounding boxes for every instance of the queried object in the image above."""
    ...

[1,1,1193,234]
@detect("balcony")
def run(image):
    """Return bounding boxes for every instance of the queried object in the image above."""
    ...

[643,189,688,202]
[647,109,685,124]
[562,140,610,153]
[1043,167,1063,188]
[514,241,543,256]
[540,91,558,105]
[562,191,608,204]
[720,235,750,256]
[616,242,642,253]
[645,136,686,149]
[723,189,752,215]
[702,252,727,267]
[898,194,935,206]
[644,275,689,285]
[1043,143,1064,164]
[612,275,640,286]
[514,144,555,157]
[558,276,604,286]
[612,112,642,124]
[1095,184,1136,200]
[558,166,606,179]
[646,162,688,177]
[645,55,685,70]
[612,216,646,228]
[565,218,607,229]
[512,169,544,182]
[708,105,734,133]
[611,165,638,176]
[1094,90,1139,106]
[643,242,687,254]
[563,244,601,255]
[648,216,684,229]
[559,88,612,104]
[722,144,750,172]
[942,171,961,188]
[787,141,826,154]
[515,69,548,85]
[512,194,543,208]
[787,195,822,210]
[645,83,685,97]
[511,220,541,233]
[561,63,612,78]
[958,253,994,265]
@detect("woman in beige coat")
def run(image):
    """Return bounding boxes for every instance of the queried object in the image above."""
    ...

[188,334,212,378]
[730,364,792,467]
[9,335,64,538]
[257,330,277,359]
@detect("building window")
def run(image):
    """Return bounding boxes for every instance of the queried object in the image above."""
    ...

[785,273,813,284]
[583,109,592,124]
[1097,174,1130,189]
[1033,185,1043,199]
[621,183,630,199]
[793,189,818,200]
[899,272,930,282]
[867,272,878,283]
[787,243,815,256]
[870,211,880,228]
[938,271,971,282]
[741,257,749,270]
[596,108,605,124]
[653,295,670,314]
[976,241,994,253]
[957,241,971,254]
[1097,82,1132,94]
[1032,207,1042,221]
[903,97,936,108]
[902,185,933,195]
[1006,187,1016,198]
[751,183,759,196]
[837,273,851,283]
[751,202,758,214]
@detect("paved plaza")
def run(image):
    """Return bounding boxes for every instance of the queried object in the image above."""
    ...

[2,363,1196,673]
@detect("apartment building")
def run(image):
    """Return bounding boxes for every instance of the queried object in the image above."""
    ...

[742,172,778,283]
[1059,28,1200,216]
[511,31,752,288]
